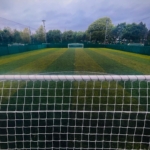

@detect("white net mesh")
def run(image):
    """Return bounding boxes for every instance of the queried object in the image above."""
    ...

[0,75,150,150]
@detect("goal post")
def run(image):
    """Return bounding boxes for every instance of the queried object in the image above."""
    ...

[68,43,84,48]
[0,75,150,150]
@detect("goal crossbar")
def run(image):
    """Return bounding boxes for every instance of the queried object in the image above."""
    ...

[68,43,84,48]
[0,75,150,81]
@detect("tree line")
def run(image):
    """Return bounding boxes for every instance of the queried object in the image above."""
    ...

[0,17,150,45]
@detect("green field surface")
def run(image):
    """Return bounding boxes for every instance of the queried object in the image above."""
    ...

[0,48,150,149]
[0,48,150,74]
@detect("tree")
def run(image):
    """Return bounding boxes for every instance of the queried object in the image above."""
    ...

[62,30,74,42]
[13,29,22,43]
[87,17,113,42]
[110,22,148,43]
[21,28,31,44]
[122,22,148,42]
[147,30,150,45]
[47,30,53,43]
[35,25,46,43]
[1,27,13,44]
[74,31,85,42]
[31,34,37,44]
[0,30,3,44]
[47,30,61,43]
[111,23,126,39]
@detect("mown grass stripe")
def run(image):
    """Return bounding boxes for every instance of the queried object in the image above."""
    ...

[105,48,150,65]
[11,48,67,74]
[0,48,54,66]
[91,48,150,74]
[85,48,148,109]
[0,48,148,149]
[43,48,75,73]
[74,48,104,72]
[0,48,62,74]
[39,48,76,143]
[0,48,67,101]
[73,48,142,111]
[106,48,150,60]
[85,48,141,75]
[72,49,147,149]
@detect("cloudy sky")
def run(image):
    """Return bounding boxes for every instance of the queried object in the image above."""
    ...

[0,0,150,32]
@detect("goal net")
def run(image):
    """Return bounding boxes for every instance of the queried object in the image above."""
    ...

[68,43,84,48]
[0,75,150,150]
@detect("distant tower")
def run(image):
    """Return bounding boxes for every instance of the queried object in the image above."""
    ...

[42,20,47,43]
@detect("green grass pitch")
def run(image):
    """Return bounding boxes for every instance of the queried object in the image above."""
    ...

[0,47,150,74]
[0,48,150,149]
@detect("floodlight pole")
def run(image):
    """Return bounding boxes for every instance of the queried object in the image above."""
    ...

[104,20,108,43]
[42,20,47,43]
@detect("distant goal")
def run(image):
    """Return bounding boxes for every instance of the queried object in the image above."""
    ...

[68,43,84,48]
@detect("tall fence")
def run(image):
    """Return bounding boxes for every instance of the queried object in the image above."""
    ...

[0,75,150,150]
[47,43,68,48]
[2,43,149,56]
[47,43,150,55]
[0,44,47,56]
[47,43,101,48]
[104,45,150,55]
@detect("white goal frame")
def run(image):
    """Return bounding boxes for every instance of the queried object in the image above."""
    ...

[0,75,150,150]
[68,43,84,48]
[0,74,150,81]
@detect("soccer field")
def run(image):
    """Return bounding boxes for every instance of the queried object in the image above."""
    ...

[0,48,150,75]
[0,48,150,149]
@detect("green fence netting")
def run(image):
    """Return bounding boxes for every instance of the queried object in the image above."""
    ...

[0,44,47,56]
[104,45,150,55]
[1,43,150,56]
[47,43,150,55]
